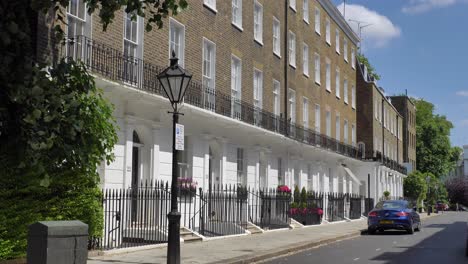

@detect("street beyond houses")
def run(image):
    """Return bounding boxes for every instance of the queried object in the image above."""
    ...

[87,212,465,264]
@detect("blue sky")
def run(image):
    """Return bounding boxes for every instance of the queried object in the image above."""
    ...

[332,0,468,147]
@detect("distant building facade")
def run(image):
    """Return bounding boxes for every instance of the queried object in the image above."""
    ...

[389,95,417,173]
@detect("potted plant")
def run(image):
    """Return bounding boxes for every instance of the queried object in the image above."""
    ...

[383,190,390,200]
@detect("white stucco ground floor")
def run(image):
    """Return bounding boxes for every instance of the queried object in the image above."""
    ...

[96,78,405,202]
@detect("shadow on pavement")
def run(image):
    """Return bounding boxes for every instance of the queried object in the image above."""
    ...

[361,230,410,236]
[370,220,467,264]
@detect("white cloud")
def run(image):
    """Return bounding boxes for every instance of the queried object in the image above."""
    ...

[456,90,468,97]
[402,0,458,14]
[337,4,401,48]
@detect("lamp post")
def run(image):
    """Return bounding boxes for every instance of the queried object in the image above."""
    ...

[157,51,192,264]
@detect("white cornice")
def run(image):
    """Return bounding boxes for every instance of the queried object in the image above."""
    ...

[318,0,360,45]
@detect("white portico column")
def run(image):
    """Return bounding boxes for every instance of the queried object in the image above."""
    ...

[151,125,161,182]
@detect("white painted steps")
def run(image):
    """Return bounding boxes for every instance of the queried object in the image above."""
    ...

[246,222,264,234]
[180,227,203,243]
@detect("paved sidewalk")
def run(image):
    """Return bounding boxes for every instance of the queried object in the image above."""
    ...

[88,220,367,264]
[88,213,442,264]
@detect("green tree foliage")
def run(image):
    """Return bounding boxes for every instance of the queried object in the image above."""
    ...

[0,0,187,260]
[404,171,428,207]
[413,99,461,177]
[293,185,300,203]
[357,54,381,81]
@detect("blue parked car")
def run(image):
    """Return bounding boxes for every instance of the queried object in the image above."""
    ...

[367,200,421,235]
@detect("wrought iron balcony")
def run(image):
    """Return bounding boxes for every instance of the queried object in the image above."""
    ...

[362,150,406,174]
[62,36,365,161]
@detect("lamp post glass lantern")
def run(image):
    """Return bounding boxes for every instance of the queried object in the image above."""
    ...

[157,51,192,264]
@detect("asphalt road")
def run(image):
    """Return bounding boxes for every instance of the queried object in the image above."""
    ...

[265,212,468,264]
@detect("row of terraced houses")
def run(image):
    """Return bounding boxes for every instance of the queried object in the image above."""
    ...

[35,0,417,247]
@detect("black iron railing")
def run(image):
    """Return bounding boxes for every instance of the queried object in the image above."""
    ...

[99,181,171,250]
[361,150,406,174]
[364,198,374,216]
[348,193,363,220]
[327,193,346,222]
[247,188,291,230]
[194,184,248,237]
[95,181,367,251]
[62,35,367,162]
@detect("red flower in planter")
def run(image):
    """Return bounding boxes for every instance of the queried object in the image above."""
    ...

[277,185,291,193]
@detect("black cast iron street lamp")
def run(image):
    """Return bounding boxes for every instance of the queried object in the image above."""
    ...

[157,51,192,264]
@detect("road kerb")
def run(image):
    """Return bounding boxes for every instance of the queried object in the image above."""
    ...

[215,230,366,264]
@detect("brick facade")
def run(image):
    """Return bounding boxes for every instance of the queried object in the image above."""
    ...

[35,0,359,146]
[390,96,417,170]
[356,63,404,165]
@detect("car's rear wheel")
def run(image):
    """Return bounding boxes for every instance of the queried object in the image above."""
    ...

[415,222,422,232]
[407,222,414,234]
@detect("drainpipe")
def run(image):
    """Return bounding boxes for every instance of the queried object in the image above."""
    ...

[381,98,385,164]
[284,0,289,136]
[396,115,399,165]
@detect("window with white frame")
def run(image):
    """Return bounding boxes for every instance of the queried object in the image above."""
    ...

[290,0,296,10]
[203,38,216,101]
[344,39,348,62]
[273,17,280,56]
[303,0,309,23]
[315,104,321,132]
[289,89,296,124]
[273,80,281,116]
[351,48,356,69]
[253,69,263,110]
[315,7,321,34]
[231,55,242,118]
[326,110,331,137]
[325,18,331,44]
[204,0,216,11]
[124,11,139,59]
[232,0,242,28]
[303,97,309,128]
[289,31,296,67]
[351,85,356,109]
[67,0,87,38]
[351,124,356,146]
[254,1,263,43]
[303,43,309,76]
[335,28,340,54]
[314,53,320,84]
[335,113,340,141]
[343,78,348,104]
[169,19,185,67]
[335,68,340,98]
[344,119,348,144]
[325,58,331,91]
